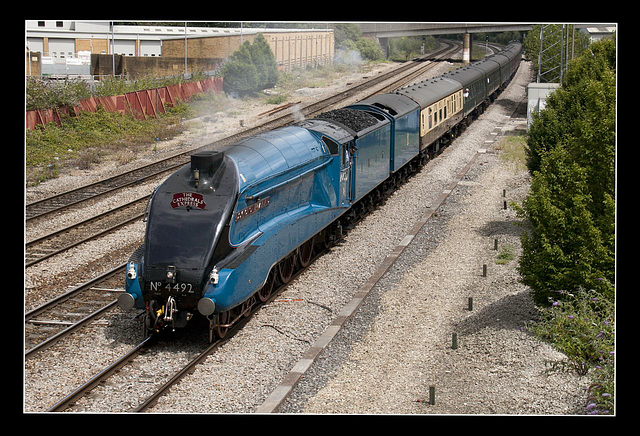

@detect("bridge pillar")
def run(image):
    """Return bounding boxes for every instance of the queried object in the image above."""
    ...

[463,33,472,62]
[378,37,389,58]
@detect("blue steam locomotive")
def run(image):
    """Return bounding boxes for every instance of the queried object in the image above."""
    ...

[118,42,522,341]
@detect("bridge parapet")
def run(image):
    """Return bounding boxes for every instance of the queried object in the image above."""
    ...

[359,23,533,38]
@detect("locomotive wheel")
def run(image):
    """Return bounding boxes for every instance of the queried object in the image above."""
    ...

[257,269,276,303]
[315,229,331,251]
[216,310,231,339]
[278,255,295,284]
[298,239,313,268]
[242,296,256,317]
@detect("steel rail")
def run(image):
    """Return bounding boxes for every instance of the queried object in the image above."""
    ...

[25,264,126,358]
[25,195,148,267]
[25,300,118,359]
[25,263,125,321]
[46,336,155,412]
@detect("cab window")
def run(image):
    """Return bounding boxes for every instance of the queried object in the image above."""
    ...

[322,136,339,155]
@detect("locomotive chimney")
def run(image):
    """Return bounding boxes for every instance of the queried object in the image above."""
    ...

[191,151,223,176]
[191,151,224,189]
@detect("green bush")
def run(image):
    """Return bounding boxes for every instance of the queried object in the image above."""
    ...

[518,38,615,305]
[526,38,616,178]
[517,37,615,415]
[389,37,424,61]
[26,73,208,111]
[250,33,278,88]
[355,38,385,61]
[516,146,614,305]
[26,77,91,110]
[222,33,278,94]
[334,23,385,62]
[527,287,614,414]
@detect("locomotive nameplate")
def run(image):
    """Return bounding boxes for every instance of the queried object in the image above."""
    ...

[235,196,270,222]
[171,192,207,210]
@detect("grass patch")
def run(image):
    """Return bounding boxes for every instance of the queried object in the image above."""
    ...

[25,104,188,186]
[276,67,338,92]
[264,94,289,105]
[276,61,388,93]
[495,135,527,172]
[181,91,235,119]
[495,244,515,264]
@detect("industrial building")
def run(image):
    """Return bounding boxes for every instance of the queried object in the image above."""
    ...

[25,21,335,78]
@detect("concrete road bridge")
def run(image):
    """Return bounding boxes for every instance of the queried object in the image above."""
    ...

[358,23,609,61]
[359,22,534,38]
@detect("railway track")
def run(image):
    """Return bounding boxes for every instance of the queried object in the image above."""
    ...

[25,195,149,267]
[25,264,126,358]
[45,247,326,412]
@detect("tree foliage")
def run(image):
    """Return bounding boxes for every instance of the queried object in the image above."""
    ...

[389,37,431,61]
[221,33,278,94]
[518,38,615,305]
[334,23,384,62]
[249,33,278,88]
[333,23,363,46]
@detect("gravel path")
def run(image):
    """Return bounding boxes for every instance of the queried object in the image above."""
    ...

[24,55,590,415]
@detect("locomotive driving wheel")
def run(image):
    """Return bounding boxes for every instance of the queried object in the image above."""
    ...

[257,268,276,302]
[278,254,295,283]
[215,310,231,339]
[298,239,313,268]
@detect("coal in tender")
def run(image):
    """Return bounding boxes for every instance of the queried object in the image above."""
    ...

[316,108,380,132]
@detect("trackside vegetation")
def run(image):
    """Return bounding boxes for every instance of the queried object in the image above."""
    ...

[25,73,214,185]
[516,37,615,415]
[221,34,278,95]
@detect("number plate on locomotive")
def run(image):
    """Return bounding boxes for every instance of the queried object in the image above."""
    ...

[146,281,196,294]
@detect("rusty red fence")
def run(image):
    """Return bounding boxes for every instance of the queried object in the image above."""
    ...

[26,76,223,130]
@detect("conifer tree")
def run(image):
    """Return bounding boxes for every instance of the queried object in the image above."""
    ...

[222,33,278,94]
[249,33,278,89]
[222,41,258,94]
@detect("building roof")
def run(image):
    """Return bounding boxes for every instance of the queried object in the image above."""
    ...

[26,21,333,42]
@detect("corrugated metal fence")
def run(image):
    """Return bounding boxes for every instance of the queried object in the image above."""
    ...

[26,76,223,130]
